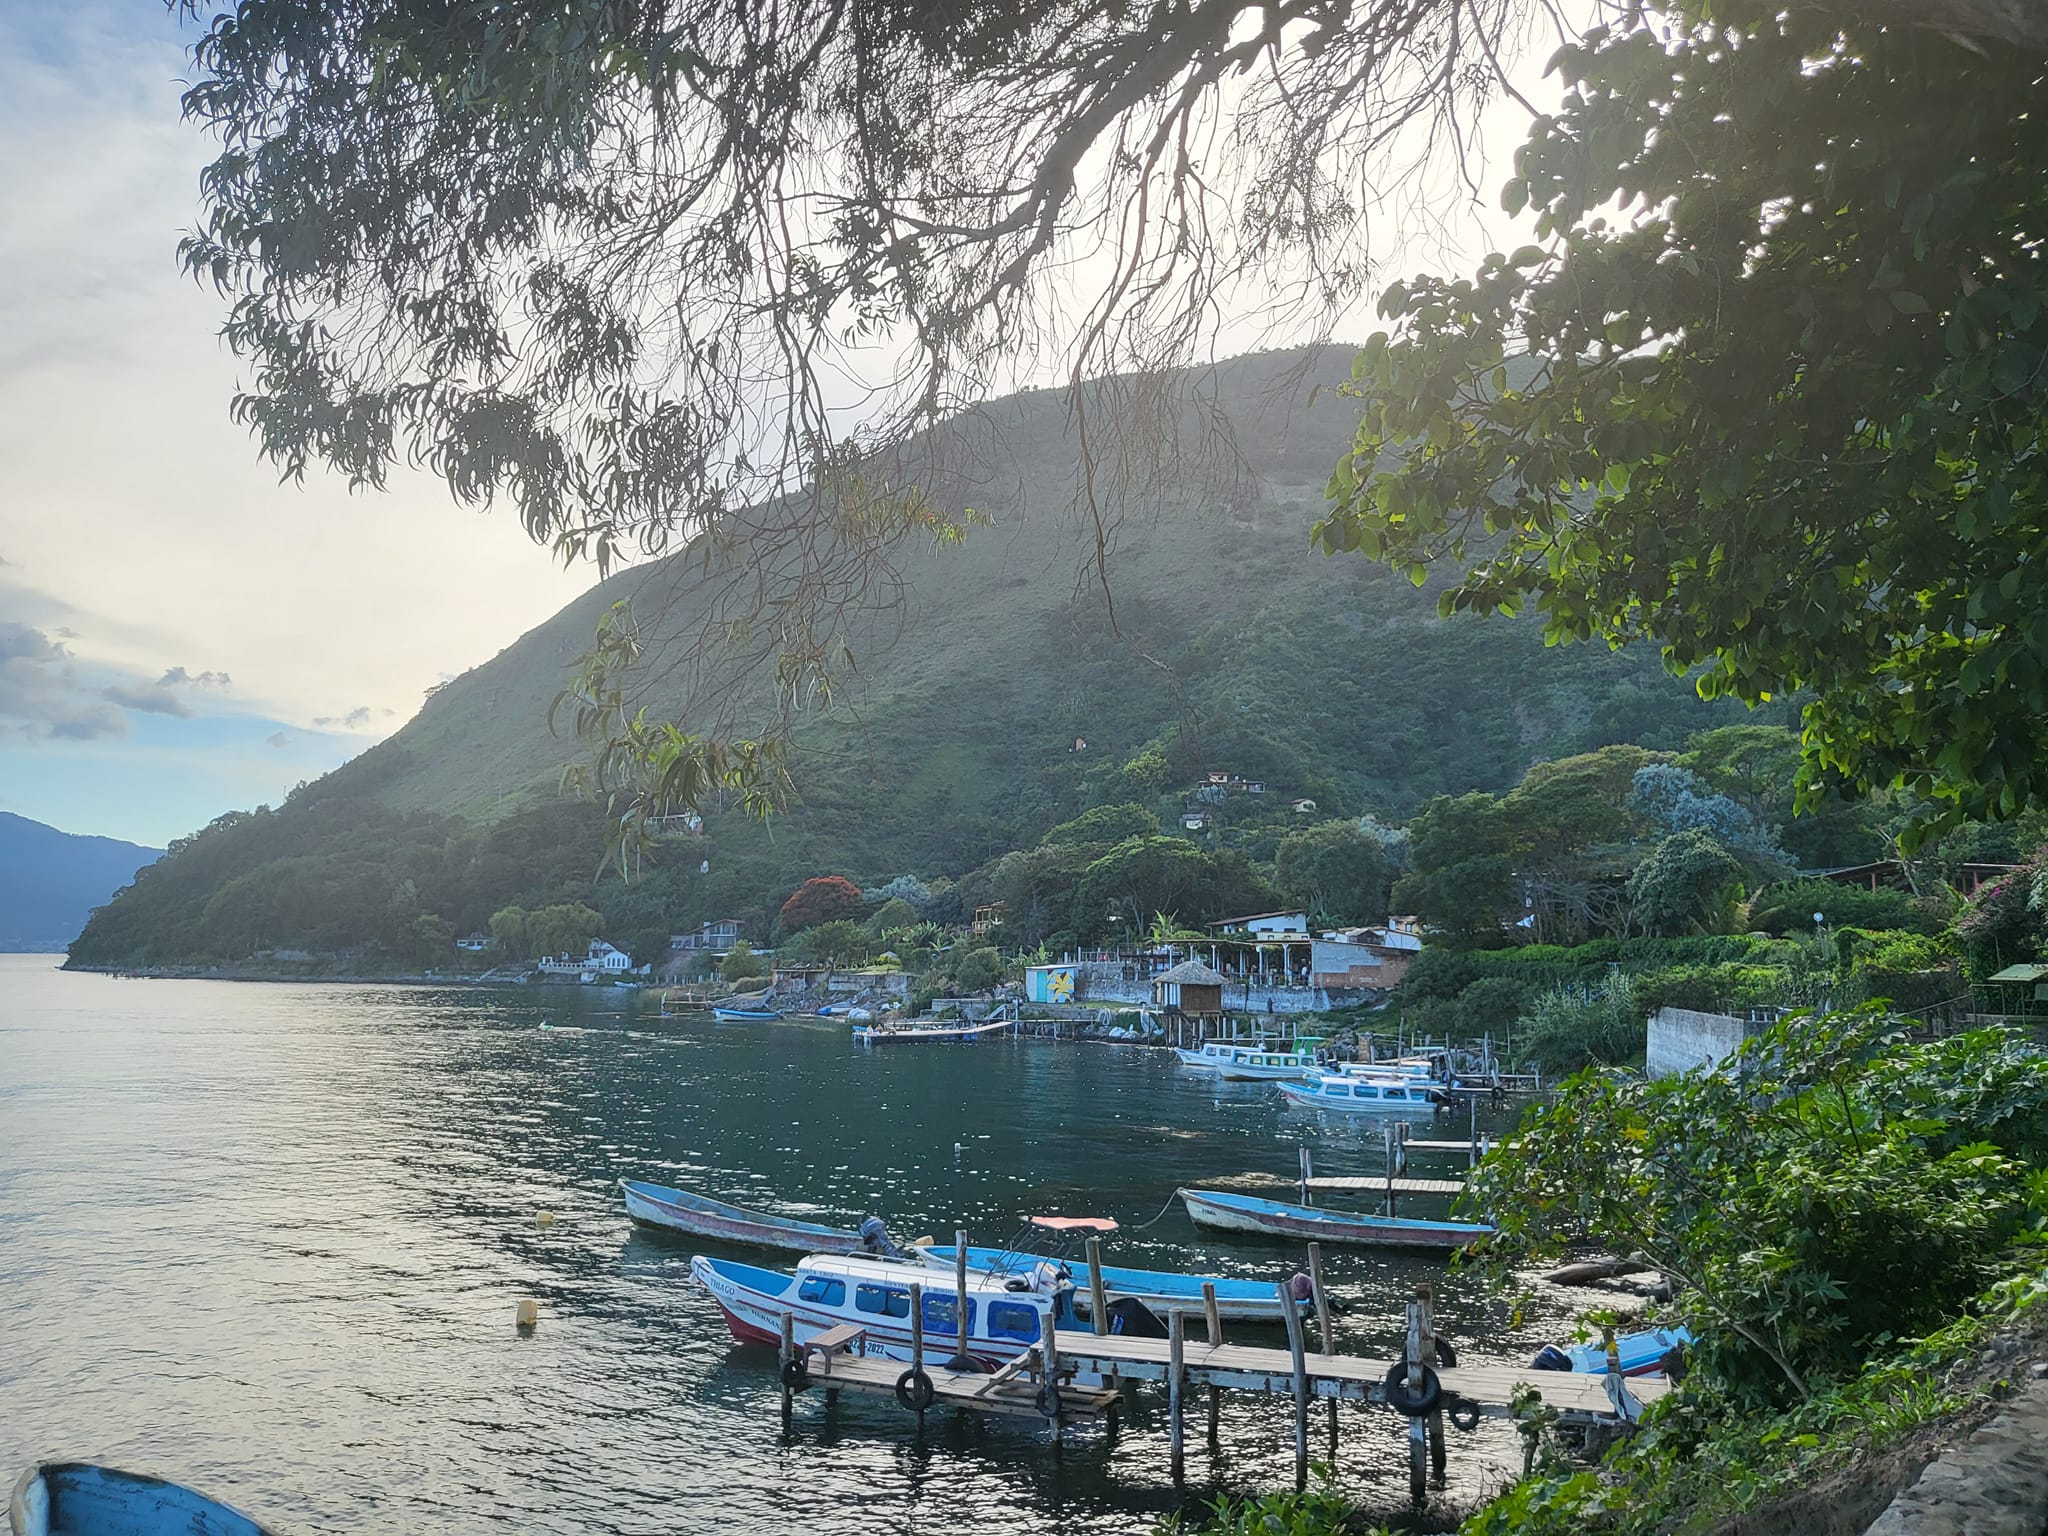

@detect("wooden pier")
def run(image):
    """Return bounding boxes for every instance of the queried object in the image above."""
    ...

[771,1247,1668,1501]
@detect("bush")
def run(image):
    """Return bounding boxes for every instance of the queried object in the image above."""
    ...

[1749,876,1940,936]
[950,945,1006,994]
[718,940,768,982]
[1516,974,1645,1073]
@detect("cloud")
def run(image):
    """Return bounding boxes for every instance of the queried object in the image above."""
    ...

[102,662,234,718]
[0,621,126,740]
[312,705,376,730]
[265,730,290,748]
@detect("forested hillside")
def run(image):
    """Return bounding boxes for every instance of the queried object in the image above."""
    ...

[70,350,1772,969]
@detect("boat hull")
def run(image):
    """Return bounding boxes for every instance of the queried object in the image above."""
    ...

[853,1020,1011,1045]
[619,1178,865,1254]
[1178,1188,1491,1251]
[1277,1081,1441,1113]
[918,1245,1303,1322]
[711,1007,785,1021]
[10,1463,278,1536]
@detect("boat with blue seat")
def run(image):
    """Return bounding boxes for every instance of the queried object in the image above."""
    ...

[1278,1073,1448,1112]
[1173,1038,1325,1081]
[1178,1187,1493,1250]
[1532,1325,1693,1377]
[9,1462,279,1536]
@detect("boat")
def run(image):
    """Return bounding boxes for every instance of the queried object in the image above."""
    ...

[1533,1325,1693,1377]
[1177,1187,1493,1250]
[919,1217,1309,1322]
[852,1018,1012,1045]
[1173,1037,1324,1080]
[1277,1073,1448,1112]
[711,1004,786,1021]
[691,1250,1107,1372]
[1337,1054,1438,1081]
[619,1178,869,1254]
[9,1463,280,1536]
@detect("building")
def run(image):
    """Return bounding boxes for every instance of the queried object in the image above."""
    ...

[1152,960,1227,1016]
[1289,797,1318,814]
[1181,810,1211,832]
[539,939,636,976]
[1209,910,1311,937]
[971,902,1007,935]
[1812,860,2016,897]
[456,932,491,953]
[670,919,745,955]
[1024,964,1080,1004]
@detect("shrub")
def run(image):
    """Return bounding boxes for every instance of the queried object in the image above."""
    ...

[1749,876,1939,936]
[718,940,768,983]
[1516,974,1645,1073]
[777,875,864,934]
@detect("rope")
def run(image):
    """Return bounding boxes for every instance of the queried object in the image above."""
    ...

[1126,1189,1187,1231]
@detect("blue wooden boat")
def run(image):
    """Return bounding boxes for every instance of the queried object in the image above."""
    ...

[619,1178,867,1254]
[918,1242,1307,1322]
[711,1005,785,1021]
[1278,1073,1448,1112]
[1533,1325,1693,1377]
[852,1018,1010,1045]
[1178,1187,1493,1251]
[9,1462,279,1535]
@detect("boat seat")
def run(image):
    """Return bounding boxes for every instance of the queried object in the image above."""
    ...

[803,1323,868,1373]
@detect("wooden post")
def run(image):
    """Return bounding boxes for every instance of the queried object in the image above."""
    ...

[1383,1125,1397,1216]
[1168,1307,1186,1482]
[1202,1281,1221,1446]
[909,1281,927,1430]
[1086,1236,1110,1337]
[1298,1143,1314,1205]
[952,1227,972,1370]
[1277,1278,1309,1491]
[1405,1292,1427,1502]
[1043,1296,1063,1446]
[779,1309,796,1428]
[1308,1242,1337,1455]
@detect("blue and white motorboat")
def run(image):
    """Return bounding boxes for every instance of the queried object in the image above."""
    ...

[1278,1073,1447,1112]
[9,1462,279,1536]
[1337,1055,1438,1082]
[1178,1187,1492,1250]
[619,1178,872,1254]
[1533,1325,1693,1377]
[711,1004,786,1021]
[1173,1038,1324,1081]
[692,1251,1109,1371]
[918,1221,1308,1323]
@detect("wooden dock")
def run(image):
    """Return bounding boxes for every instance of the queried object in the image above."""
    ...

[769,1247,1669,1501]
[1211,1170,1464,1198]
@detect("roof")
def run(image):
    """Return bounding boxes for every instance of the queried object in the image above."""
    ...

[1987,963,2048,983]
[1154,960,1229,986]
[1209,910,1310,927]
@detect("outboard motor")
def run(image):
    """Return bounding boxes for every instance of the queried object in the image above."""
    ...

[857,1216,907,1259]
[1106,1296,1170,1339]
[1529,1344,1573,1372]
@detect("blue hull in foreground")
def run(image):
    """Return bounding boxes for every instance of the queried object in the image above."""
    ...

[10,1462,280,1536]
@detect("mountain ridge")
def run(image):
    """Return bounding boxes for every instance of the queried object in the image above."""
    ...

[0,812,162,951]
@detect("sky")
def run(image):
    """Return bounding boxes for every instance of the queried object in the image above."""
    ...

[0,3,1561,852]
[0,3,595,848]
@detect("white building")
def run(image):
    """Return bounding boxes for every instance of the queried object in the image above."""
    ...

[538,939,636,976]
[1208,910,1311,937]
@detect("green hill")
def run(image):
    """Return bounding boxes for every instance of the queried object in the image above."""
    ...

[70,348,1772,968]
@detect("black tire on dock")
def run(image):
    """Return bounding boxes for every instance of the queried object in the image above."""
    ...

[1381,1361,1443,1418]
[781,1357,811,1392]
[1446,1396,1483,1433]
[895,1368,935,1413]
[1035,1381,1062,1418]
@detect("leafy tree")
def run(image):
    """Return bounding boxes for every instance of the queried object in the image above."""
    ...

[871,874,932,909]
[719,940,769,984]
[529,902,605,959]
[489,905,531,960]
[1748,876,1940,938]
[777,876,863,934]
[865,897,920,938]
[1320,6,2048,833]
[1039,802,1159,849]
[1272,820,1390,925]
[410,912,455,967]
[949,946,1006,995]
[1113,749,1170,804]
[780,919,869,967]
[1630,764,1789,875]
[1392,792,1518,943]
[1627,830,1747,938]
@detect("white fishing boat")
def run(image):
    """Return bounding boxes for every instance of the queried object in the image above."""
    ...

[1337,1054,1438,1082]
[1173,1037,1324,1081]
[853,1018,1012,1045]
[1278,1073,1448,1112]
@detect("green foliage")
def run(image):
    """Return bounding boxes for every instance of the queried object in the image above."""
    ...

[1272,820,1391,926]
[410,912,454,967]
[866,897,920,937]
[1393,792,1518,942]
[1158,1476,1373,1536]
[1319,8,2048,832]
[718,940,768,983]
[1466,1012,2048,1410]
[1039,803,1160,848]
[528,902,604,959]
[777,875,863,935]
[1516,975,1645,1075]
[780,919,869,967]
[1748,877,1941,937]
[1954,849,2048,982]
[1626,829,1746,938]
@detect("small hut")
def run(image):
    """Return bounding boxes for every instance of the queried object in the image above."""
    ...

[1152,960,1227,1018]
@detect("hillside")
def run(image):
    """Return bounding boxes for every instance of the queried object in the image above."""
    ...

[69,348,1774,967]
[0,813,161,951]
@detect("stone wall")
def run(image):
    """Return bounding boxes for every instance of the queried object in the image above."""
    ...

[1646,1006,1751,1078]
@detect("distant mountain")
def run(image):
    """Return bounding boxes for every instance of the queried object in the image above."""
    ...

[0,813,161,951]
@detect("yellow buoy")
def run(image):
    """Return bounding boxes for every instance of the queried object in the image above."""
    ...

[534,1210,555,1227]
[515,1298,539,1330]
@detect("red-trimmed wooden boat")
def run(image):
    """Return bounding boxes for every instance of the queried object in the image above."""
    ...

[618,1178,866,1253]
[1178,1187,1492,1251]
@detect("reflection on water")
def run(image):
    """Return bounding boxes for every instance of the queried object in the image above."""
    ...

[0,956,1575,1533]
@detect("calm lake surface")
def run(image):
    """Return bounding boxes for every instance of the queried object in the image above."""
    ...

[0,955,1577,1533]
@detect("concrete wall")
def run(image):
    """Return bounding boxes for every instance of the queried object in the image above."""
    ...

[1646,1006,1751,1078]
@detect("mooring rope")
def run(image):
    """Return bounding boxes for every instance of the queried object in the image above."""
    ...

[1125,1189,1186,1231]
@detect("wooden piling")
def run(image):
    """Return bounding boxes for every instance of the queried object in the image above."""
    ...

[1297,1143,1313,1204]
[1202,1281,1221,1444]
[1043,1295,1064,1446]
[1167,1307,1186,1482]
[1469,1091,1481,1166]
[1308,1241,1338,1453]
[1277,1278,1310,1491]
[780,1310,797,1428]
[1405,1293,1427,1501]
[952,1228,972,1370]
[1086,1236,1110,1337]
[909,1281,927,1429]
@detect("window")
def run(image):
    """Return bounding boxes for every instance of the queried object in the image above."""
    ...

[921,1293,976,1336]
[986,1301,1041,1344]
[797,1275,846,1306]
[1386,1088,1408,1100]
[855,1284,911,1318]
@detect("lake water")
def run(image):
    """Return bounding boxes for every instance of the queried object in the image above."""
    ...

[0,955,1574,1533]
